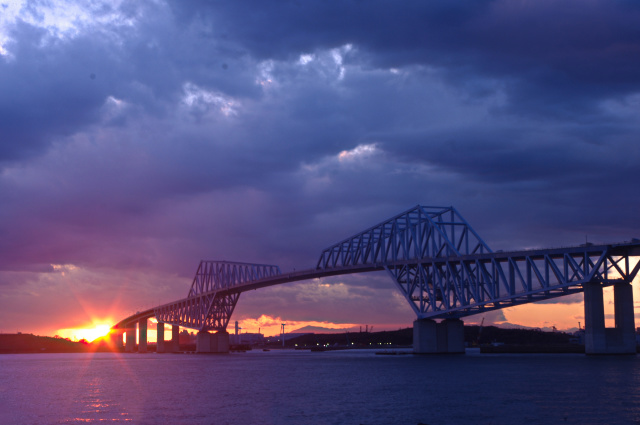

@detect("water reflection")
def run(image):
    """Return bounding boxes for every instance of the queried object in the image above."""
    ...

[2,351,640,424]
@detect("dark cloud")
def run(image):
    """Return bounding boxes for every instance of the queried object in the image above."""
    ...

[1,0,639,334]
[172,0,640,113]
[0,2,262,164]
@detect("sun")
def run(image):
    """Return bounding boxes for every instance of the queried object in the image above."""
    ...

[84,324,112,342]
[57,323,113,342]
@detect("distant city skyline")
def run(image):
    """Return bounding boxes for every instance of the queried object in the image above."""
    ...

[1,0,640,339]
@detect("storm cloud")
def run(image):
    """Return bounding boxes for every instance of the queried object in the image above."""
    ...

[1,0,639,335]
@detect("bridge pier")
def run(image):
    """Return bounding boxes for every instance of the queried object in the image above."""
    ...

[109,330,124,350]
[156,322,165,353]
[171,325,180,352]
[138,318,148,353]
[196,331,230,353]
[125,323,136,352]
[584,281,635,355]
[413,318,465,354]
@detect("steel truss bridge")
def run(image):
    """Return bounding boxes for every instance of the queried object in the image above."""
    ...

[114,205,640,337]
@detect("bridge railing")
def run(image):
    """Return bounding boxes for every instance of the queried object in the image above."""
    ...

[316,205,491,270]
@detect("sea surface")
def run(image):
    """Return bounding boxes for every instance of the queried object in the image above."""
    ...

[1,348,640,425]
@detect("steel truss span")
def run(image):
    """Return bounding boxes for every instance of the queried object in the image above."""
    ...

[154,262,281,331]
[314,204,640,319]
[316,205,491,269]
[385,245,640,319]
[113,205,640,333]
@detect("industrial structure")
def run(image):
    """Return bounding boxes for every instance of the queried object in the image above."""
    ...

[111,205,640,355]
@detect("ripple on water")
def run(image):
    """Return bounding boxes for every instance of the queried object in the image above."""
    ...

[1,351,640,424]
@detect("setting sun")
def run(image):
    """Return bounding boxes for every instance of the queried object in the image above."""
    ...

[57,324,112,342]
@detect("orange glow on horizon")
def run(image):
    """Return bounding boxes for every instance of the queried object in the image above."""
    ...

[57,323,113,342]
[236,314,388,337]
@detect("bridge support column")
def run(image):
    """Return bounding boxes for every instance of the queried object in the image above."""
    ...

[109,330,124,350]
[125,323,136,352]
[171,325,180,352]
[413,319,464,354]
[614,282,636,352]
[216,331,230,353]
[138,318,147,353]
[584,282,606,353]
[196,331,229,353]
[196,331,211,353]
[156,322,165,353]
[584,281,635,354]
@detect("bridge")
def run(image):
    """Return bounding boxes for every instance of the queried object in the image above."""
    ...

[110,205,640,355]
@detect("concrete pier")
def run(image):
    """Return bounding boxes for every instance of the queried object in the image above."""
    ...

[584,281,606,352]
[138,318,147,353]
[125,323,136,352]
[156,322,165,353]
[413,318,464,354]
[584,281,635,354]
[196,331,230,353]
[614,282,636,352]
[171,325,180,352]
[109,330,124,350]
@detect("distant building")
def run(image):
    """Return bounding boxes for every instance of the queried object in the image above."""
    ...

[265,333,310,344]
[179,330,196,345]
[230,333,264,345]
[570,329,585,345]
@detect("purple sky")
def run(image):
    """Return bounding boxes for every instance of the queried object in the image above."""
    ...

[1,0,640,337]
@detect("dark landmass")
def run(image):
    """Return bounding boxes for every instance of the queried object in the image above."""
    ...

[1,325,584,354]
[0,333,202,354]
[0,333,92,353]
[0,333,141,353]
[465,325,574,346]
[269,325,578,350]
[282,327,413,349]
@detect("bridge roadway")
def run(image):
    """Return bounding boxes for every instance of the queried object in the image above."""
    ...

[113,242,640,354]
[109,205,640,356]
[112,262,383,329]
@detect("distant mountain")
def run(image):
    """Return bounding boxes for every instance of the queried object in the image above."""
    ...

[291,325,359,334]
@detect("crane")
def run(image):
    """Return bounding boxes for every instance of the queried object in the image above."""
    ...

[477,317,485,346]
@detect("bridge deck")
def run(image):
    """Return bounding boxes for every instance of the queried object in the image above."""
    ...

[113,241,640,330]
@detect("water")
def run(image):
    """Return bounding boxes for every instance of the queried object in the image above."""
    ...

[1,349,640,425]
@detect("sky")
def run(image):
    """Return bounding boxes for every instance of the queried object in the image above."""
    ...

[1,0,640,339]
